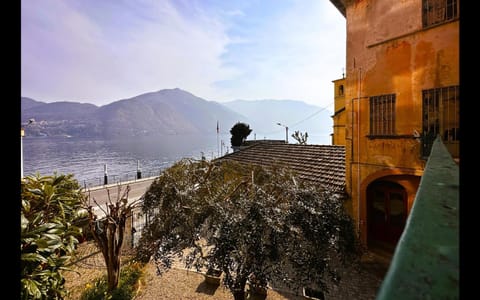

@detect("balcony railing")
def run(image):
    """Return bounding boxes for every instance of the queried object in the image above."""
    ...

[376,135,459,299]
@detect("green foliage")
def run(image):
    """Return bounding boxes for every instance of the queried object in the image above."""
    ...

[21,173,86,300]
[80,261,144,300]
[230,122,252,147]
[291,130,308,144]
[136,159,361,299]
[135,158,226,266]
[205,164,360,295]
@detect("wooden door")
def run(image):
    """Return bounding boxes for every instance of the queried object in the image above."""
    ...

[368,181,407,246]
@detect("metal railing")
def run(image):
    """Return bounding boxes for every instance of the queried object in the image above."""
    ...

[80,169,164,189]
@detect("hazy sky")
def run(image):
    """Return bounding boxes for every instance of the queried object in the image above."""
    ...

[21,0,346,108]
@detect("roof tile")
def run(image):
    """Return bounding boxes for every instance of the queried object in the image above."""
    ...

[216,143,346,193]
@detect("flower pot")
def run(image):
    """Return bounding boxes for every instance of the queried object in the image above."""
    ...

[204,268,222,285]
[248,285,267,300]
[303,287,325,300]
[248,284,268,296]
[247,276,268,298]
[253,287,268,295]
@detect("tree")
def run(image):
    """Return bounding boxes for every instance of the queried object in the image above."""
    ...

[201,164,360,299]
[291,130,308,145]
[84,184,141,292]
[136,159,361,300]
[135,159,220,267]
[230,122,252,147]
[21,174,86,300]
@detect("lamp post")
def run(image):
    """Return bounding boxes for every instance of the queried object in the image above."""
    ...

[276,122,288,143]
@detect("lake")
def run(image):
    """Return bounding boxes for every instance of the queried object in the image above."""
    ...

[23,131,331,188]
[23,134,230,187]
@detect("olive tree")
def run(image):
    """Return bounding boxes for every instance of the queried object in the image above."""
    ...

[21,174,86,300]
[134,159,222,267]
[136,159,361,300]
[202,164,360,299]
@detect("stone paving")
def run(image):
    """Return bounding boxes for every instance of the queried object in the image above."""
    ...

[66,241,391,300]
[322,252,390,300]
[67,241,106,269]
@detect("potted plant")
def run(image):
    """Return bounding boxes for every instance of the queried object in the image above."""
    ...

[303,287,325,300]
[204,267,222,285]
[247,274,268,297]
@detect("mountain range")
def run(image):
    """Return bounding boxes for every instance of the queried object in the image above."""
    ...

[21,88,333,144]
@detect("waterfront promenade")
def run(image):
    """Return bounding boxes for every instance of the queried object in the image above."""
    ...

[83,176,157,216]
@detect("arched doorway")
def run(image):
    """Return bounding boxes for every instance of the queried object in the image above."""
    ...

[367,180,407,250]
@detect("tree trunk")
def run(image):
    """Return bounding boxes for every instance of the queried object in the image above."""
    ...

[106,245,121,291]
[107,261,120,291]
[89,206,128,292]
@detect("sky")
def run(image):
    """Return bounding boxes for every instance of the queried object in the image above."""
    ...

[21,0,346,108]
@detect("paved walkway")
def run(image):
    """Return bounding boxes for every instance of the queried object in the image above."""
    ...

[66,242,391,300]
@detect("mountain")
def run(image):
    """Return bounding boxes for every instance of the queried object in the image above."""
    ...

[95,88,246,136]
[23,101,99,121]
[21,90,333,144]
[21,97,102,137]
[223,99,332,145]
[21,97,46,110]
[21,89,246,138]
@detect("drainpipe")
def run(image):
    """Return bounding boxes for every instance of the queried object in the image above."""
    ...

[349,71,368,235]
[357,68,361,234]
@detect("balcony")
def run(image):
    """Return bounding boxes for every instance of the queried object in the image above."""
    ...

[376,135,459,299]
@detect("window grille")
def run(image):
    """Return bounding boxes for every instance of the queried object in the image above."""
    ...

[369,94,396,136]
[423,0,459,27]
[421,85,459,158]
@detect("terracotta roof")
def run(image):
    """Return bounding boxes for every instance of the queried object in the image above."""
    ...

[216,143,346,193]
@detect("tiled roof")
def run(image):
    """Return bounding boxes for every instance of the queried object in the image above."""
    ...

[216,142,346,193]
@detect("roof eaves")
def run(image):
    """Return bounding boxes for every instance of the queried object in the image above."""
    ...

[329,0,346,17]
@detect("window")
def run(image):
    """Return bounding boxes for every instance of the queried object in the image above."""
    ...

[369,94,396,136]
[339,85,344,96]
[422,85,459,158]
[423,0,459,28]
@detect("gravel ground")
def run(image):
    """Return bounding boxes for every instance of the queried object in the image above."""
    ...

[63,241,390,300]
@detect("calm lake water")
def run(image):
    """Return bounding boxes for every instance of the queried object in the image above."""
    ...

[23,130,331,187]
[23,134,230,187]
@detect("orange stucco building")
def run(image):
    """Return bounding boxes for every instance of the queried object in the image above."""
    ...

[331,77,346,146]
[329,0,459,251]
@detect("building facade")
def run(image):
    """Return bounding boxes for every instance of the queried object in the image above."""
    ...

[329,0,459,250]
[331,77,346,146]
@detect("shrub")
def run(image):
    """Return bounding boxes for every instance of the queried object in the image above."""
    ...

[80,261,144,300]
[21,173,86,300]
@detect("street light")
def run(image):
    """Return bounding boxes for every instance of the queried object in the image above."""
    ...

[276,122,288,143]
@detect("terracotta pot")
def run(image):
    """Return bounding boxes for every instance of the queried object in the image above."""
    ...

[204,268,222,285]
